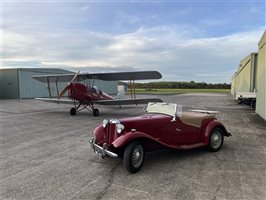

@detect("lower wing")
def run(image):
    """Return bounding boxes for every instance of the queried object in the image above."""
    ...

[35,97,163,106]
[93,98,163,105]
[35,98,74,104]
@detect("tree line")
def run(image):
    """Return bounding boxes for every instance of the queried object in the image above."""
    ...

[134,81,231,89]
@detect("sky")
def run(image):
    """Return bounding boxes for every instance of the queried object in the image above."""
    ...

[1,0,266,83]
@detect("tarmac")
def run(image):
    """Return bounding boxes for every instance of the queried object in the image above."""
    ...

[1,93,266,200]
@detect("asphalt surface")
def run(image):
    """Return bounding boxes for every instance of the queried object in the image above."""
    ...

[1,93,266,200]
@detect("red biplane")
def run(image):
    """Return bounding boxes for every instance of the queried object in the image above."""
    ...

[32,71,163,116]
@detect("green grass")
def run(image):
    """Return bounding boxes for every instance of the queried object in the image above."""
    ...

[127,88,230,94]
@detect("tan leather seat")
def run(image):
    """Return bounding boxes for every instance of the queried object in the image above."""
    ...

[180,112,215,128]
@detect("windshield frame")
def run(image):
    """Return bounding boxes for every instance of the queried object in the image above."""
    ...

[146,102,177,119]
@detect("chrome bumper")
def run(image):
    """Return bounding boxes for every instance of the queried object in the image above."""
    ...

[89,138,118,158]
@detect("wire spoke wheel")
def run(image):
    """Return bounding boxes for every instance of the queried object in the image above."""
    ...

[131,145,144,168]
[211,131,222,149]
[123,141,145,173]
[208,127,224,152]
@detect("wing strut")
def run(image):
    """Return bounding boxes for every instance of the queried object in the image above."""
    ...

[133,78,136,99]
[129,76,136,99]
[47,77,52,98]
[129,77,132,98]
[55,78,59,96]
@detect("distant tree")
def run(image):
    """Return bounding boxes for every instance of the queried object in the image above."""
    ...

[135,81,230,89]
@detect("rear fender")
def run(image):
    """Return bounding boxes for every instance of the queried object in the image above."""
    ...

[201,120,231,144]
[112,131,159,149]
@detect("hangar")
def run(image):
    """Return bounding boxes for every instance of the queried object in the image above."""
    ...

[230,72,237,95]
[231,53,258,95]
[256,31,266,120]
[0,68,118,99]
[231,30,266,120]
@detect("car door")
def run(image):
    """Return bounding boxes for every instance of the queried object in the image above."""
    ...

[167,117,200,145]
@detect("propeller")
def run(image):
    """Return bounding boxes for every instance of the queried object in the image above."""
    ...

[58,71,80,99]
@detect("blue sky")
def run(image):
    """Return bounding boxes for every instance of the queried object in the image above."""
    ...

[2,1,266,83]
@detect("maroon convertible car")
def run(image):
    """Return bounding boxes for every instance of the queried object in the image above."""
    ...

[89,102,231,173]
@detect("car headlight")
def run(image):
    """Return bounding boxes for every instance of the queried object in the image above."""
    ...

[116,124,125,134]
[102,119,109,128]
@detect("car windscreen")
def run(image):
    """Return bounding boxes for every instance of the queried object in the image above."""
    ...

[146,103,177,117]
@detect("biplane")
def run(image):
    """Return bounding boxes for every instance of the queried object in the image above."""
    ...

[32,71,163,116]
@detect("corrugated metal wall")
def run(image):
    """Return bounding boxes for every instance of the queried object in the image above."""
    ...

[256,31,266,120]
[18,68,72,98]
[231,74,236,95]
[236,59,251,92]
[0,68,118,99]
[0,69,19,99]
[231,31,265,120]
[234,54,258,93]
[93,79,117,95]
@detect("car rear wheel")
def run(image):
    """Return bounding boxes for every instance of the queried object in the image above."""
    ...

[123,141,145,173]
[208,127,224,152]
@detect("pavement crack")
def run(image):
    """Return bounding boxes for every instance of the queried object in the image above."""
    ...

[94,162,120,200]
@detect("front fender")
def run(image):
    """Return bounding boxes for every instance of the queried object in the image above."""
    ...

[92,125,105,144]
[201,120,231,144]
[112,131,159,149]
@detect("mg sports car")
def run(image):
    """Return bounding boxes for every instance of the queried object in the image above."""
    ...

[89,102,231,173]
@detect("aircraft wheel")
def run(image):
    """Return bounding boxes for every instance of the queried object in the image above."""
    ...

[93,108,99,117]
[70,107,76,115]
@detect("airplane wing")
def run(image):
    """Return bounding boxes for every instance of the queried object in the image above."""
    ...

[93,98,163,105]
[35,97,163,106]
[32,71,162,82]
[35,98,74,104]
[80,71,162,81]
[32,74,76,82]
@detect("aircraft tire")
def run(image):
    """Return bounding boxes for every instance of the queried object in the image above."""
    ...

[93,108,99,117]
[70,107,76,115]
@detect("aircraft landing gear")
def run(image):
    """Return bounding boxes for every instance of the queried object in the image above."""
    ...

[70,107,77,115]
[70,101,99,116]
[93,108,99,117]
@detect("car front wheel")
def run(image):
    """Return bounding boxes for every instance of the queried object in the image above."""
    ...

[123,141,145,173]
[208,127,224,152]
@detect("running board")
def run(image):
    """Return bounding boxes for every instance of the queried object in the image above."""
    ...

[177,143,206,150]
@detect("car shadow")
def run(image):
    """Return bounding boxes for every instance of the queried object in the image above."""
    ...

[143,147,209,170]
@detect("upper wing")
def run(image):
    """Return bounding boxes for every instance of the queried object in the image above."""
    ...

[93,98,163,106]
[32,71,162,82]
[81,71,162,81]
[35,98,74,104]
[32,73,76,82]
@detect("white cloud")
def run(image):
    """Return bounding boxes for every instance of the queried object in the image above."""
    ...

[2,20,265,83]
[99,26,263,83]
